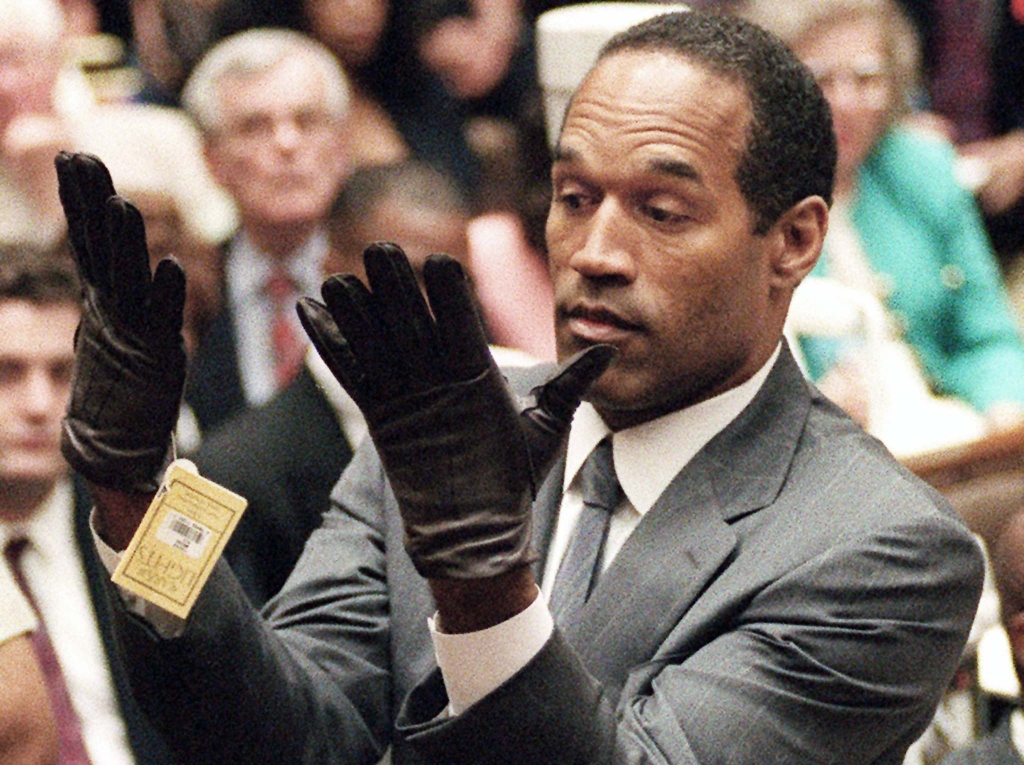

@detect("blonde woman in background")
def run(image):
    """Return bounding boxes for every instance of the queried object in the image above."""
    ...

[740,0,1024,457]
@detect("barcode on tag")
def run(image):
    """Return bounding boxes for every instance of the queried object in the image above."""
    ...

[155,511,212,559]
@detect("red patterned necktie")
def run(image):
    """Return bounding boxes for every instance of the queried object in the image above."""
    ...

[4,537,93,765]
[264,268,306,389]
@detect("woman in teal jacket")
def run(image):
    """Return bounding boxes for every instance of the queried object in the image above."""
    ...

[743,0,1024,426]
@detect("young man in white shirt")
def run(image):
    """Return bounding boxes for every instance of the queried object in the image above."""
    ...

[0,247,172,765]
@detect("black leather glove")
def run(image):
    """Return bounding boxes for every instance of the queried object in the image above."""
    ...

[297,242,614,579]
[56,152,187,494]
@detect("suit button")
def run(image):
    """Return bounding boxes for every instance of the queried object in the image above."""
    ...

[940,264,966,291]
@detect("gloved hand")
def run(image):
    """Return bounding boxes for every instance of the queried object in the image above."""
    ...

[297,242,614,579]
[56,151,187,494]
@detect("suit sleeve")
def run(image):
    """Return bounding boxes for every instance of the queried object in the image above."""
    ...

[105,440,396,765]
[396,511,984,764]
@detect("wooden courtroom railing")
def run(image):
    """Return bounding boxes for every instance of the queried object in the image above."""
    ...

[902,422,1024,543]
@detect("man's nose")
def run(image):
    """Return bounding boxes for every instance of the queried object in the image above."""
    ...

[21,371,62,419]
[271,118,304,151]
[568,198,637,281]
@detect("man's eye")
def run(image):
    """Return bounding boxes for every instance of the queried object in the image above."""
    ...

[0,360,21,385]
[235,115,271,137]
[557,192,584,210]
[51,360,74,387]
[645,205,685,224]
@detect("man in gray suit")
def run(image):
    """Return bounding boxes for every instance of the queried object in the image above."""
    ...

[57,9,983,765]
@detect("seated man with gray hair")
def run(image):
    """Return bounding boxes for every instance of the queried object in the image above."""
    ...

[180,28,354,433]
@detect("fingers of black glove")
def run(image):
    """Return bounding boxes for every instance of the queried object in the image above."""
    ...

[532,344,616,425]
[363,243,443,387]
[320,274,398,401]
[107,197,152,331]
[297,296,370,408]
[75,154,118,298]
[55,152,95,285]
[422,253,491,382]
[150,257,187,341]
[520,344,617,471]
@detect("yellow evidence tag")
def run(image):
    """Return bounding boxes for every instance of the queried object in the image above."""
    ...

[111,458,248,619]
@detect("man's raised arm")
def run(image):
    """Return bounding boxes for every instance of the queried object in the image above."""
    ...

[55,151,187,549]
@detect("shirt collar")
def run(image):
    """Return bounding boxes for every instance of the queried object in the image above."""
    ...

[228,227,328,303]
[0,478,75,558]
[564,344,781,517]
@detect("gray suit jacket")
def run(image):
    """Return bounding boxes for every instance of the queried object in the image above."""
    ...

[109,346,984,764]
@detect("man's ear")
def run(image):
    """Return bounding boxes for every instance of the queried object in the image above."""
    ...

[766,196,829,291]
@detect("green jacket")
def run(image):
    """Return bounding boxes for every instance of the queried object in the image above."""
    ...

[802,127,1024,411]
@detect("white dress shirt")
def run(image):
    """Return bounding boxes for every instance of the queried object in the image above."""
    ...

[432,345,781,714]
[0,553,35,644]
[305,346,370,450]
[226,228,328,407]
[2,479,136,765]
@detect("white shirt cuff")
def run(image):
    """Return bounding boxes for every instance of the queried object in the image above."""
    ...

[429,587,553,715]
[90,508,187,639]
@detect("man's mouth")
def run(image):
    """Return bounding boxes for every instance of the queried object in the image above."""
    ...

[13,435,58,452]
[561,303,643,343]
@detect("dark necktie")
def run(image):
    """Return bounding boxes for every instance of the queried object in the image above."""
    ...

[4,537,93,765]
[549,438,623,628]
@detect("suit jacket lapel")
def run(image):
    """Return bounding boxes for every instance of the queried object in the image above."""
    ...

[562,347,813,698]
[566,456,736,699]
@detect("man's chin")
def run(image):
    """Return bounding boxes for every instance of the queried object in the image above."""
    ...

[582,372,655,430]
[0,460,66,487]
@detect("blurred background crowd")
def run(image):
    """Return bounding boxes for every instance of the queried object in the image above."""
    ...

[2,0,1024,763]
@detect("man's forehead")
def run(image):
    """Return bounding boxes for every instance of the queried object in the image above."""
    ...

[571,51,748,120]
[0,313,76,364]
[556,52,750,168]
[0,299,79,335]
[552,142,705,184]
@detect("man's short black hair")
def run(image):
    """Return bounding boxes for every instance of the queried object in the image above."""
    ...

[328,160,470,230]
[600,11,836,234]
[0,242,80,305]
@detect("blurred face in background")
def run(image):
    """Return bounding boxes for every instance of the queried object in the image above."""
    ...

[0,300,77,497]
[328,197,468,286]
[305,0,389,69]
[0,27,61,137]
[794,14,893,190]
[203,54,349,232]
